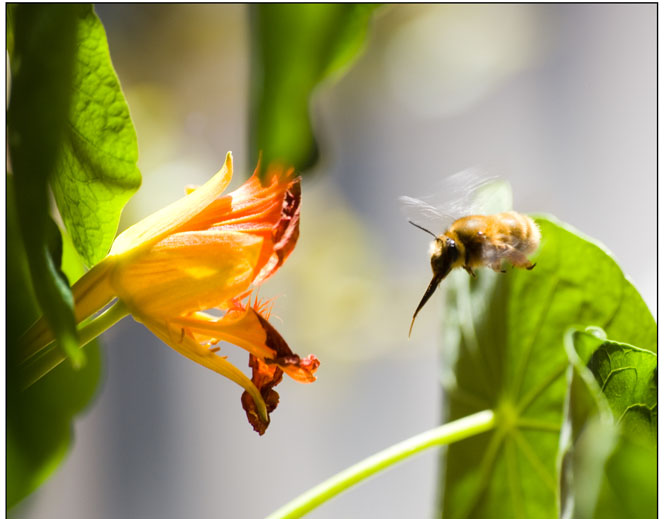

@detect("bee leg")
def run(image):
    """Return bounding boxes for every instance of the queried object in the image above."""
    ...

[463,266,476,277]
[489,262,505,273]
[505,248,536,270]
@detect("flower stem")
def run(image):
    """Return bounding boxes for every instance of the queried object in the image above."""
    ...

[265,409,496,519]
[78,300,129,348]
[21,299,129,388]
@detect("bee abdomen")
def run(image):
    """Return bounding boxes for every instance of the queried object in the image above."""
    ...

[509,212,540,253]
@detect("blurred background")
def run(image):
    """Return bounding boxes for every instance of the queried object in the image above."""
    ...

[14,4,655,518]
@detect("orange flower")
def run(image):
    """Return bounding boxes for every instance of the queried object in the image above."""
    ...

[24,152,318,434]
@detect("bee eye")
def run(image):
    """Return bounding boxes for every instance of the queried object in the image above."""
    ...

[445,238,459,261]
[430,237,459,276]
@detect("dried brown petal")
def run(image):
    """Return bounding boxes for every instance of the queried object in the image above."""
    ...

[241,354,284,435]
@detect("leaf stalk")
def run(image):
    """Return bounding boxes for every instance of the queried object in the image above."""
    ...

[20,299,129,388]
[265,409,496,519]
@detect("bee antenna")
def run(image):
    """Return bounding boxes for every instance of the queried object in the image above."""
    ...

[408,220,438,239]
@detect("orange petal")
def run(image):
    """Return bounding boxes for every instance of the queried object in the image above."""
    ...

[173,306,319,384]
[111,230,263,317]
[173,307,275,360]
[136,314,269,426]
[110,152,234,257]
[180,167,289,234]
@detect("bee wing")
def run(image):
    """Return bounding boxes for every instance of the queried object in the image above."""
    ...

[399,195,457,232]
[400,168,513,232]
[466,174,513,215]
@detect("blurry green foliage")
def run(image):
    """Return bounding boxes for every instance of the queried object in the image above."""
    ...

[560,328,656,519]
[7,177,102,509]
[439,216,655,519]
[7,3,136,508]
[249,4,378,173]
[8,4,83,366]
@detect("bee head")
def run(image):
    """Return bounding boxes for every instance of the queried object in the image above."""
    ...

[430,237,460,279]
[409,236,460,337]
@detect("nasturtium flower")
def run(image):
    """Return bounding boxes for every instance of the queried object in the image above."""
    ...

[26,152,318,434]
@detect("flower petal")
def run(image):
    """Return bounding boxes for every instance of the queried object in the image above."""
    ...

[242,354,283,435]
[111,230,263,317]
[179,167,301,286]
[253,177,301,284]
[178,166,288,234]
[255,310,319,383]
[173,307,275,360]
[110,152,234,257]
[175,306,319,383]
[178,308,320,384]
[239,312,319,435]
[171,306,317,435]
[136,313,270,427]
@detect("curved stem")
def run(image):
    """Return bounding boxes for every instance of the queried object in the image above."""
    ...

[265,409,496,519]
[21,299,130,388]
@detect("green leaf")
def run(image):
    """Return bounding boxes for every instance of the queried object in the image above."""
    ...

[438,216,655,519]
[50,4,141,266]
[559,328,617,519]
[7,4,84,366]
[560,328,656,519]
[593,433,656,519]
[249,4,378,172]
[587,340,657,435]
[7,177,102,508]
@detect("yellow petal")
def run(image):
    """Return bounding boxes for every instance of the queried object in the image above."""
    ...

[110,152,234,257]
[111,230,263,317]
[138,314,268,424]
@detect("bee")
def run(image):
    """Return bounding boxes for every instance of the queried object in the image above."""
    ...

[402,171,540,337]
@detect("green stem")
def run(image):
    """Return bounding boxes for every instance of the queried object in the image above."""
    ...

[265,409,496,519]
[78,299,129,347]
[21,299,129,388]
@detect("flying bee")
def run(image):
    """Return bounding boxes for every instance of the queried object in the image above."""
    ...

[401,170,540,337]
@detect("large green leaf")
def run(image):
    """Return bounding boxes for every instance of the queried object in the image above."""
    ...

[7,4,83,366]
[49,4,141,266]
[438,216,655,519]
[249,4,378,172]
[560,328,656,519]
[7,177,102,509]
